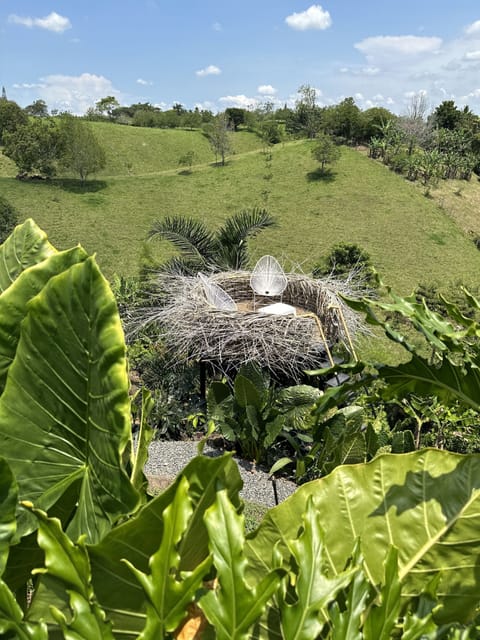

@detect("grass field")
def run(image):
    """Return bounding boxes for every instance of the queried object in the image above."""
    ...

[1,122,480,298]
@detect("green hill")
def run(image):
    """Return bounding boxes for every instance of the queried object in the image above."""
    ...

[1,122,480,296]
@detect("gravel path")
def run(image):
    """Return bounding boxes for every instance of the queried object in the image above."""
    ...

[144,440,297,508]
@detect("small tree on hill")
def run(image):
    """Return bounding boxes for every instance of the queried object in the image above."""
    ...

[0,99,28,144]
[311,133,341,174]
[59,115,106,184]
[3,117,63,177]
[205,113,232,166]
[24,99,49,118]
[95,96,120,119]
[178,150,196,173]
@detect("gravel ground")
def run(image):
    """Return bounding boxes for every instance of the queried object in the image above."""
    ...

[144,439,297,508]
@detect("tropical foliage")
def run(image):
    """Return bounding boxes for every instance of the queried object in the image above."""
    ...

[0,221,479,637]
[148,207,276,274]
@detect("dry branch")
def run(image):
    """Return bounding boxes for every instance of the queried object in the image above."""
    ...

[132,270,366,380]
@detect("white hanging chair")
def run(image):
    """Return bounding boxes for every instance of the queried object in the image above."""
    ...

[198,273,237,311]
[250,255,288,297]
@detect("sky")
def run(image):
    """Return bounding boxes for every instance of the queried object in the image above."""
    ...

[2,1,480,116]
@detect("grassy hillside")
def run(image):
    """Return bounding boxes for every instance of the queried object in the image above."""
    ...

[1,122,480,298]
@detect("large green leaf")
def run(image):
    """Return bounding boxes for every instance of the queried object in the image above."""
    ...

[0,219,56,293]
[0,459,17,576]
[125,476,211,638]
[235,374,263,410]
[200,487,283,640]
[0,246,88,393]
[245,450,480,624]
[28,506,115,640]
[0,257,139,543]
[277,498,356,640]
[86,454,242,637]
[0,578,48,640]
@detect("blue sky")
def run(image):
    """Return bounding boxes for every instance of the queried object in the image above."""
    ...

[2,1,480,116]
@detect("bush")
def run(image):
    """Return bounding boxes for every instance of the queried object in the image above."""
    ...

[313,241,377,288]
[0,196,18,243]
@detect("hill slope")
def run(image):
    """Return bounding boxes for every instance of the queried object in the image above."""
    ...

[1,123,480,295]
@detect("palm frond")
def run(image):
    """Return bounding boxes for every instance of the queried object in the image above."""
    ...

[157,255,207,276]
[148,216,216,265]
[216,208,276,270]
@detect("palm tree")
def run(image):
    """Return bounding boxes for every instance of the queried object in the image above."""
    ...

[148,208,276,274]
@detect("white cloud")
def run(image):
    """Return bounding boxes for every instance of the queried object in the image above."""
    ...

[257,84,277,95]
[212,22,222,32]
[13,82,45,89]
[13,73,120,115]
[465,50,480,60]
[137,78,153,85]
[196,65,221,77]
[362,66,380,76]
[355,35,442,61]
[219,95,259,109]
[338,65,380,76]
[194,101,217,113]
[285,5,331,31]
[465,20,480,37]
[8,12,71,33]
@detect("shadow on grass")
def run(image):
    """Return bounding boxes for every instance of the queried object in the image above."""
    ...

[178,169,193,176]
[306,168,337,183]
[51,178,108,193]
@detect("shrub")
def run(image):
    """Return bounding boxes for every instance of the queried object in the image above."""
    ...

[0,196,18,243]
[313,241,377,288]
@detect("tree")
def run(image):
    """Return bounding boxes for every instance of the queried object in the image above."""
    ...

[95,95,120,118]
[1,86,7,100]
[3,117,63,177]
[225,107,247,131]
[0,99,28,143]
[204,113,232,165]
[58,115,106,183]
[311,133,341,174]
[178,150,196,173]
[148,208,276,273]
[430,100,463,131]
[0,196,18,243]
[24,99,49,118]
[287,84,322,139]
[257,120,283,148]
[359,107,396,142]
[323,97,361,143]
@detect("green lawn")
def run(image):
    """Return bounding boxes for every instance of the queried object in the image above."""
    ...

[1,124,480,298]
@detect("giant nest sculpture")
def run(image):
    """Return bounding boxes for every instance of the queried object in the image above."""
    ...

[142,256,364,380]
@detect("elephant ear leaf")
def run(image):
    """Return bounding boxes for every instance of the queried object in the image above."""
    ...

[0,219,56,293]
[0,257,139,543]
[0,246,88,394]
[0,459,17,576]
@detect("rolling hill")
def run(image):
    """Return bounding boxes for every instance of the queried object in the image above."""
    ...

[1,122,480,297]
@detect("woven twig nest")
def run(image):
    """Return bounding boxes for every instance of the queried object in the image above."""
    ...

[140,270,364,380]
